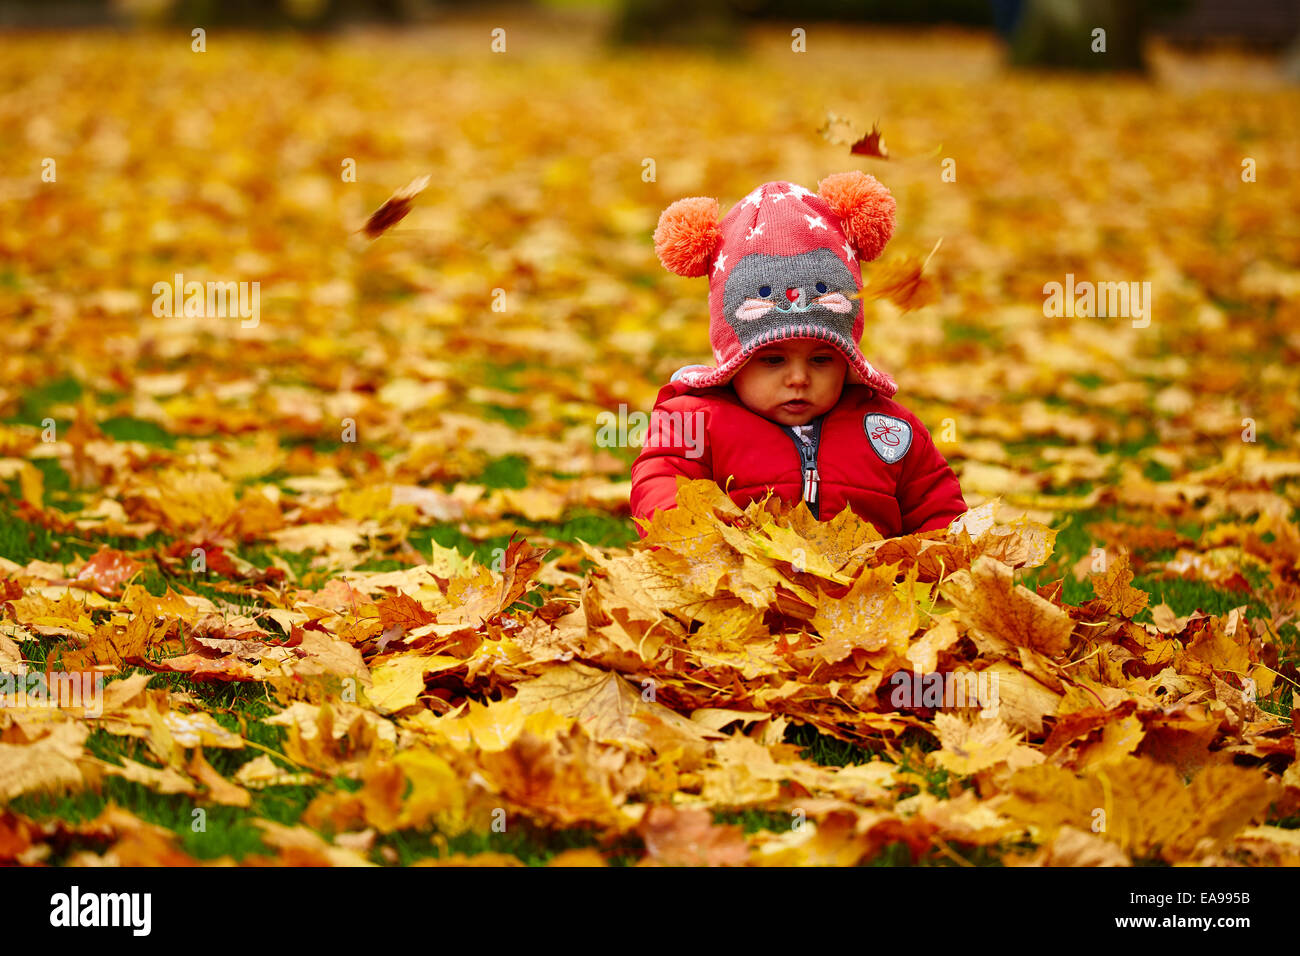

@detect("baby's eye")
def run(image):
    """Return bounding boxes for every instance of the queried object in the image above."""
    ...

[815,281,828,294]
[758,285,772,297]
[759,355,783,365]
[812,354,834,364]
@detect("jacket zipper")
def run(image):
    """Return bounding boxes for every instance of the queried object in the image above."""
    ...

[781,416,824,519]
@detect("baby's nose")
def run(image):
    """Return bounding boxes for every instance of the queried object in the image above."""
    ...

[785,287,800,302]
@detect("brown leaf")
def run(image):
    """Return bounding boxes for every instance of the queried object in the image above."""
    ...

[511,660,724,751]
[497,534,550,612]
[849,121,889,159]
[362,174,430,238]
[817,112,888,159]
[809,561,918,665]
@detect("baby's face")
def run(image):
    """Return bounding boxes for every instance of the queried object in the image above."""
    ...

[731,339,847,426]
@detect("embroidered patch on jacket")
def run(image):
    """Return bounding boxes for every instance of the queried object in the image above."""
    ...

[863,413,913,464]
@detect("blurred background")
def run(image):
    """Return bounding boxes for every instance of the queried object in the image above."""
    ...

[3,0,1300,65]
[1,0,1299,576]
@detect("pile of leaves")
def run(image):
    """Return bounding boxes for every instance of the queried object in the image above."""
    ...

[1,480,1297,866]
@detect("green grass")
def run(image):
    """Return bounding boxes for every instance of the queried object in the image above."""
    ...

[473,454,530,489]
[0,374,82,426]
[98,416,179,448]
[480,404,530,428]
[1142,459,1174,482]
[372,820,642,866]
[943,320,1000,346]
[28,457,72,494]
[278,432,346,454]
[9,781,276,863]
[479,360,530,394]
[242,543,317,585]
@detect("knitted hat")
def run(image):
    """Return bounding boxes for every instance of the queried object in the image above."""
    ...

[653,171,898,397]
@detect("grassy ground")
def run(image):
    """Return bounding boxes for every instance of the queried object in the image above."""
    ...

[3,371,1299,865]
[4,506,1291,862]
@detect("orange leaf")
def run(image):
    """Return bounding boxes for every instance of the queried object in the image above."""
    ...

[376,592,435,632]
[73,546,144,597]
[862,239,942,312]
[1090,550,1149,619]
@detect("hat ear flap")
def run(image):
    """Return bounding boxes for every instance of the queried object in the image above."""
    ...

[653,197,722,277]
[817,171,896,262]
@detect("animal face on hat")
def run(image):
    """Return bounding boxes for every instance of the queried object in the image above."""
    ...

[653,171,899,397]
[721,246,859,356]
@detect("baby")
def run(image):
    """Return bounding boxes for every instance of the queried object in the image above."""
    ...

[630,171,966,538]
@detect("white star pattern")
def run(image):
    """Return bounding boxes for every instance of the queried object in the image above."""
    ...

[770,190,786,203]
[842,239,855,261]
[745,222,765,241]
[712,252,728,274]
[785,184,813,200]
[740,188,763,210]
[804,214,827,231]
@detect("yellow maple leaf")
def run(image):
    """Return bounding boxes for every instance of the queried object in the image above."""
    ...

[366,653,462,714]
[1090,550,1149,618]
[810,561,919,665]
[393,746,473,835]
[929,711,1043,777]
[511,661,723,752]
[941,556,1074,660]
[1000,756,1277,862]
[0,722,88,800]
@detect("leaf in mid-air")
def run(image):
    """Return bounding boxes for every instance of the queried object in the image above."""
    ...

[362,174,431,238]
[849,121,888,159]
[860,237,942,312]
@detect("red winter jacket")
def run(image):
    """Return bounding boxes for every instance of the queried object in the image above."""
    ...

[629,380,966,539]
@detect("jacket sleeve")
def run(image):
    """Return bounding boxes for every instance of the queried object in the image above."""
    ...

[896,416,967,535]
[629,396,713,538]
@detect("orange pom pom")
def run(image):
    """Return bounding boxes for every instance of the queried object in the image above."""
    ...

[653,197,721,277]
[817,171,895,262]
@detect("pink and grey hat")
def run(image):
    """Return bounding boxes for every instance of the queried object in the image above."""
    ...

[653,170,898,397]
